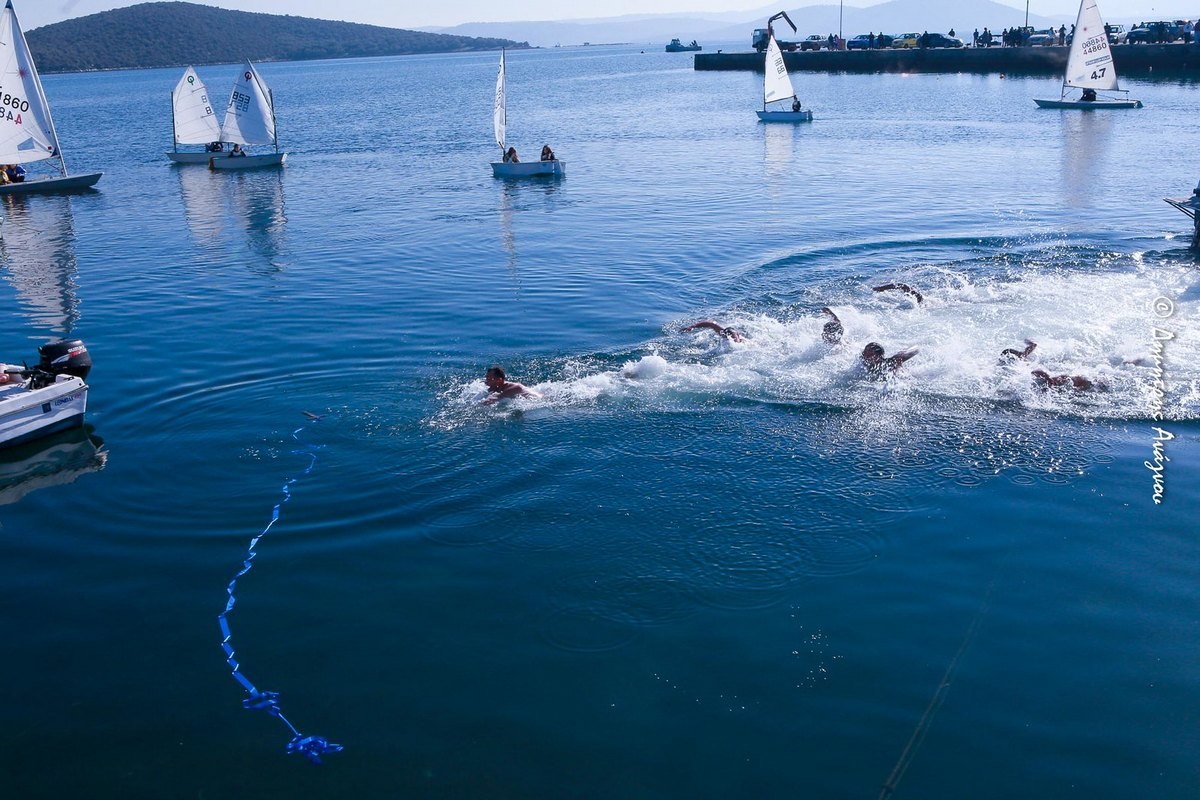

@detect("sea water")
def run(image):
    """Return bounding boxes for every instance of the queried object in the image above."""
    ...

[0,45,1196,798]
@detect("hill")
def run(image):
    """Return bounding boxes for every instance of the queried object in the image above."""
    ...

[422,0,1165,47]
[26,2,527,73]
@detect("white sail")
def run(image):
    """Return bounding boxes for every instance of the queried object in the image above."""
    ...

[763,34,795,106]
[494,50,506,152]
[0,0,62,167]
[1064,0,1119,91]
[172,66,222,145]
[221,62,277,147]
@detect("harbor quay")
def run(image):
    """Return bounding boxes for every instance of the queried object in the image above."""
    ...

[695,43,1200,75]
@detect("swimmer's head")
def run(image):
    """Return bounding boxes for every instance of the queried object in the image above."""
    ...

[485,365,506,389]
[862,343,884,363]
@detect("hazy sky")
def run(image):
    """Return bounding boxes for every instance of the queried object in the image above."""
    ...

[20,0,1193,31]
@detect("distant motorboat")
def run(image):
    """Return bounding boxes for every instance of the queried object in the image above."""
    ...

[490,50,565,179]
[757,31,813,123]
[665,38,702,52]
[209,62,287,170]
[1034,0,1142,109]
[0,1,102,194]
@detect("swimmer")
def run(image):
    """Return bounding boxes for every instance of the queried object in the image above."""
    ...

[1031,369,1106,392]
[682,320,744,343]
[861,342,918,378]
[1000,339,1037,361]
[482,365,541,404]
[872,283,924,305]
[821,308,843,344]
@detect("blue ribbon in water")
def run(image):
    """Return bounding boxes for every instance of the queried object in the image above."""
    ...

[217,416,343,764]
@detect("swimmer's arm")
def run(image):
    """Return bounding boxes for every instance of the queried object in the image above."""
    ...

[892,348,919,365]
[872,283,924,304]
[682,321,724,335]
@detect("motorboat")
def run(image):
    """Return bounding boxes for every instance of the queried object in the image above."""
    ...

[0,339,91,449]
[665,38,702,52]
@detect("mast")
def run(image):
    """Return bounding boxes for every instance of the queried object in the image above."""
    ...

[171,91,179,153]
[269,88,278,153]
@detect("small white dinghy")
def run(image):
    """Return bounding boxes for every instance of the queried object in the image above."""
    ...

[209,62,287,171]
[1034,0,1142,109]
[0,340,91,450]
[757,30,812,123]
[490,50,565,178]
[0,1,102,194]
[167,66,229,165]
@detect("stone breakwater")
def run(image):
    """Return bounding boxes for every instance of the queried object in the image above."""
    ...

[695,43,1200,75]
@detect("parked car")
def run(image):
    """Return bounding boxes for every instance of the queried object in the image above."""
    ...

[800,34,825,51]
[1127,21,1180,43]
[925,32,965,48]
[1027,30,1058,46]
[1106,24,1127,44]
[845,33,894,49]
[892,32,920,48]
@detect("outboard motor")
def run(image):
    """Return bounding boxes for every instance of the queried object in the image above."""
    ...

[31,339,91,388]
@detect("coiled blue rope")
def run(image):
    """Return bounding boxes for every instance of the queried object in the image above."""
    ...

[218,415,343,764]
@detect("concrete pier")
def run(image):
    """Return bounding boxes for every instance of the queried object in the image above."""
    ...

[695,44,1200,76]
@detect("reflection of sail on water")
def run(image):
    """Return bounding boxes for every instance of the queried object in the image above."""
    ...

[499,182,518,282]
[177,166,287,266]
[762,124,795,230]
[1061,112,1113,208]
[0,196,80,333]
[229,172,287,266]
[177,164,228,249]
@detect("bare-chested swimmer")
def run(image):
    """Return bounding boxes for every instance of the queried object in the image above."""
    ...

[821,308,844,344]
[482,365,541,404]
[861,342,918,378]
[872,283,924,305]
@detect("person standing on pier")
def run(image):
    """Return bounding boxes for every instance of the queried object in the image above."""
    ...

[973,28,979,47]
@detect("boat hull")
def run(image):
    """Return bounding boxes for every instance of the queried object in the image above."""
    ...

[168,151,231,164]
[491,160,566,178]
[0,377,88,450]
[209,153,287,170]
[757,110,814,123]
[1033,98,1143,109]
[0,173,103,194]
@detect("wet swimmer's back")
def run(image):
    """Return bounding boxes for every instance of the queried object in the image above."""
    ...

[821,308,843,344]
[860,342,918,379]
[482,365,541,405]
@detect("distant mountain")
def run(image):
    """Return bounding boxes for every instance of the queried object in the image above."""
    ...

[26,2,527,73]
[422,0,1161,48]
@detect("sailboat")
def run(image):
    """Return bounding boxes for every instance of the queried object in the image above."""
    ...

[756,32,813,123]
[167,66,227,164]
[1034,0,1142,109]
[209,62,287,170]
[0,0,101,194]
[490,50,565,178]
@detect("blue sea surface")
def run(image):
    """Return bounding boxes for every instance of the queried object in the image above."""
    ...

[1,45,1197,798]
